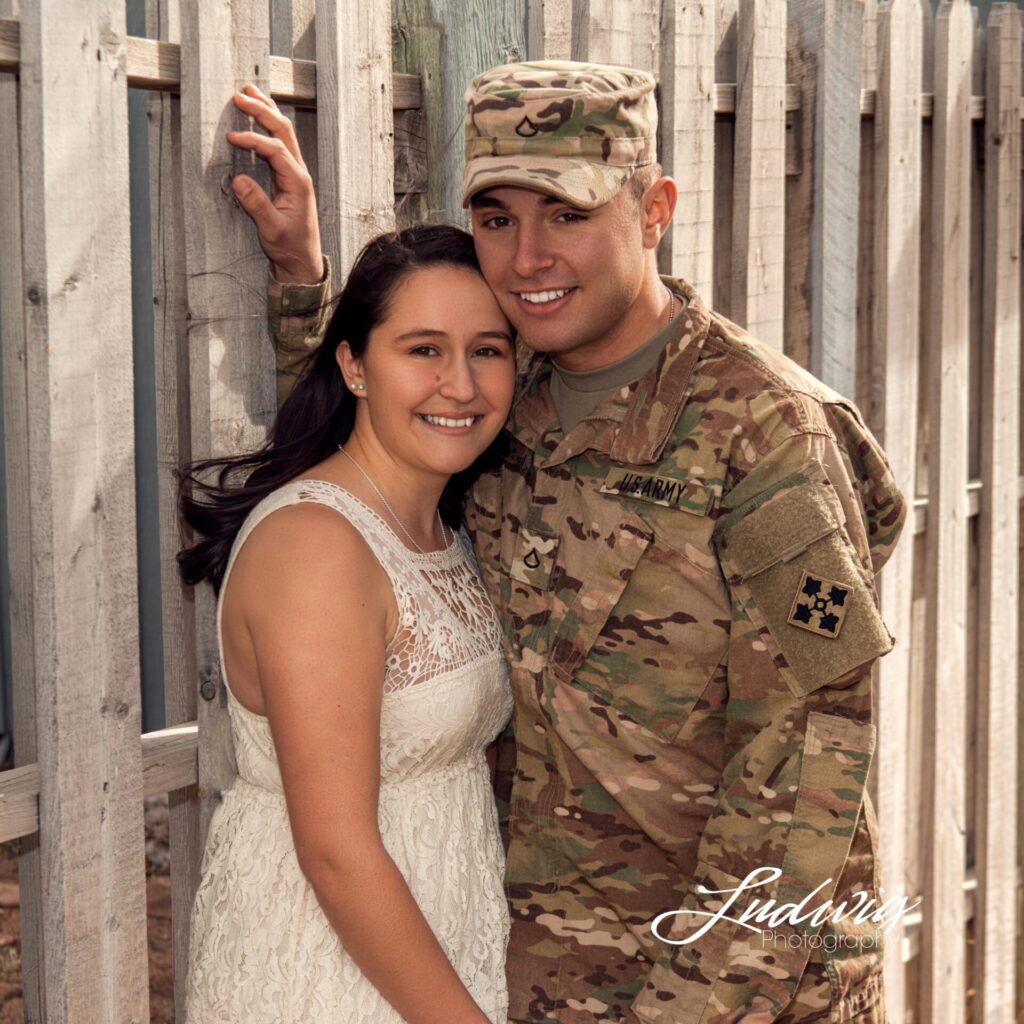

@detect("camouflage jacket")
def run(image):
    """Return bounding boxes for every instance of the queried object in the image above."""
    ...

[268,276,905,1024]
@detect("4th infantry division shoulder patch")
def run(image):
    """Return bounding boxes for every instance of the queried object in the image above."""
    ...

[787,571,851,638]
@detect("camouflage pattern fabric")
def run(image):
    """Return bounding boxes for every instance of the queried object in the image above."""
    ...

[266,257,333,407]
[266,275,905,1023]
[462,61,657,209]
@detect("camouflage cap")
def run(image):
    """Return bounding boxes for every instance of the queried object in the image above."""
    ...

[462,60,657,210]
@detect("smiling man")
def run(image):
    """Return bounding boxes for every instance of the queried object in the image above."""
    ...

[239,61,905,1024]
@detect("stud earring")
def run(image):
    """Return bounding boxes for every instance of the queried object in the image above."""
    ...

[351,383,365,392]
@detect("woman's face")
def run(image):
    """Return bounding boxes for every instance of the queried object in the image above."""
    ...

[338,264,515,480]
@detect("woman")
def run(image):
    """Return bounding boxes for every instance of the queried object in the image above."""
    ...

[178,225,516,1023]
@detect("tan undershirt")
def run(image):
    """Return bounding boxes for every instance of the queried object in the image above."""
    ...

[550,287,687,433]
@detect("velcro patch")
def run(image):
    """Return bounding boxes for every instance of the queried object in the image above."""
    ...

[788,571,850,638]
[510,527,560,590]
[600,469,711,515]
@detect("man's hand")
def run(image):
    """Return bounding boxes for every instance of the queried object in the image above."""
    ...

[227,84,325,285]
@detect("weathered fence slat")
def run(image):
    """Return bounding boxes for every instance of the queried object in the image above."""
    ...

[789,0,862,395]
[732,0,786,347]
[273,0,318,192]
[178,0,273,844]
[713,0,737,318]
[17,3,150,1019]
[526,0,572,60]
[659,0,715,297]
[921,3,973,1021]
[145,0,201,1016]
[0,0,44,1015]
[975,5,1021,1021]
[575,0,633,64]
[870,2,923,1018]
[316,0,395,276]
[630,0,660,75]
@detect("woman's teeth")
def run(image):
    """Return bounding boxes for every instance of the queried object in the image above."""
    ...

[520,288,570,304]
[421,415,477,428]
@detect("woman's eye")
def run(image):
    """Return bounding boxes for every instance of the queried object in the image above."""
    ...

[409,345,439,356]
[474,346,505,358]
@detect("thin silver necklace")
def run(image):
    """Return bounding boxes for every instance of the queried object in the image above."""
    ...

[337,446,448,554]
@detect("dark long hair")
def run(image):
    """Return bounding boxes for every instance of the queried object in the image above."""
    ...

[177,224,507,593]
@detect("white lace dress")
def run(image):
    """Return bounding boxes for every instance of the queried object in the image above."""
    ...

[185,479,512,1023]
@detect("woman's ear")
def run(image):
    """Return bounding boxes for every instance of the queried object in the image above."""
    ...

[336,342,366,395]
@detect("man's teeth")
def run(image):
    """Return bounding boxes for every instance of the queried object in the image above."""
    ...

[422,415,476,428]
[520,288,570,304]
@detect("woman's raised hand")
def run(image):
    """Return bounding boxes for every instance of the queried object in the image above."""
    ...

[227,84,325,285]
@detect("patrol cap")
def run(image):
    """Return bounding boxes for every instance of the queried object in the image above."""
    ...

[462,60,658,210]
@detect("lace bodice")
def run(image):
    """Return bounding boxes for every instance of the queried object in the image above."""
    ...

[187,478,512,1023]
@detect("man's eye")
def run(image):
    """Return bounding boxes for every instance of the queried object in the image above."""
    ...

[556,211,587,224]
[482,215,512,229]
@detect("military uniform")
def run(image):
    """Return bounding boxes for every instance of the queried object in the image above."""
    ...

[265,59,905,1024]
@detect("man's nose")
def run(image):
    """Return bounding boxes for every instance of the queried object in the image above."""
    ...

[512,224,555,279]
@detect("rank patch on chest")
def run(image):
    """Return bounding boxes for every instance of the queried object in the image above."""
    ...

[787,572,851,638]
[600,469,711,514]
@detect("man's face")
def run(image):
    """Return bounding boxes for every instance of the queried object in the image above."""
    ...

[468,185,653,371]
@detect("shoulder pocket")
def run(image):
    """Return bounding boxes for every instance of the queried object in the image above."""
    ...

[715,472,894,697]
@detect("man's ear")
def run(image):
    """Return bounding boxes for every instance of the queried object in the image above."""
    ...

[640,176,678,250]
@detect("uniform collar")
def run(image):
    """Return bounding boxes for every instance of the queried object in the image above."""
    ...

[507,277,711,468]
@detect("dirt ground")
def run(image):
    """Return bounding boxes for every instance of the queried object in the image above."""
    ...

[0,794,175,1023]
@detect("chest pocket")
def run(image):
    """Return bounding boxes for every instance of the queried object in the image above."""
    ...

[547,512,654,683]
[715,469,894,697]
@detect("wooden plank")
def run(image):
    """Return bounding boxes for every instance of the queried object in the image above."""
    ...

[575,0,633,64]
[273,1,318,225]
[0,764,40,844]
[789,0,863,394]
[145,0,200,1017]
[315,0,394,279]
[921,4,973,1022]
[732,0,785,348]
[630,0,660,75]
[526,0,572,60]
[392,0,525,227]
[974,6,1021,1021]
[785,13,812,368]
[658,0,715,297]
[141,725,201,797]
[0,0,44,1014]
[178,0,272,845]
[0,727,201,846]
[713,0,737,319]
[870,3,923,1021]
[18,2,149,1018]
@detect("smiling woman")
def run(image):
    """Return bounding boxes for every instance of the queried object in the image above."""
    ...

[175,225,516,1024]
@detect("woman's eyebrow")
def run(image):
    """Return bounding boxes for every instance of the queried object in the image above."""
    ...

[393,328,447,341]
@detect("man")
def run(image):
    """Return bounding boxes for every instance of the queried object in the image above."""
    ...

[231,61,904,1024]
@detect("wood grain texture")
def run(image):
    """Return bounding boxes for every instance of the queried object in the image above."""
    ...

[315,0,394,278]
[17,2,149,1019]
[659,0,715,296]
[921,4,972,1022]
[273,0,318,196]
[392,0,526,227]
[0,0,43,1015]
[789,0,862,395]
[145,1,201,1016]
[974,5,1020,1021]
[526,0,572,60]
[869,3,923,1020]
[732,0,785,348]
[178,0,272,845]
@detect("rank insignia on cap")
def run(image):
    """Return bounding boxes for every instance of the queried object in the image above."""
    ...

[787,572,851,638]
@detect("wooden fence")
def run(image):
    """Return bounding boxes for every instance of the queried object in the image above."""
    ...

[0,0,1020,1021]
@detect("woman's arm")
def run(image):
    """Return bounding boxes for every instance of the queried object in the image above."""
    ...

[235,502,492,1024]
